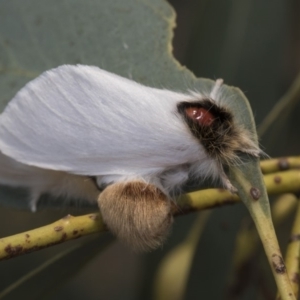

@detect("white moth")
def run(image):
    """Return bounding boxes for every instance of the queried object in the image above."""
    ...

[0,65,260,251]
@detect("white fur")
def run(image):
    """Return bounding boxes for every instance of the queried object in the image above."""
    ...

[0,65,225,209]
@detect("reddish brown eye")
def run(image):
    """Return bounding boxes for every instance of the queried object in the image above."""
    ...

[185,107,215,126]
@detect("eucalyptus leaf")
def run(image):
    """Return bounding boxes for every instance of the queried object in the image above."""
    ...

[0,0,211,103]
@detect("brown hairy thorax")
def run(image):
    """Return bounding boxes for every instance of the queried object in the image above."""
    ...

[177,99,260,165]
[98,180,173,252]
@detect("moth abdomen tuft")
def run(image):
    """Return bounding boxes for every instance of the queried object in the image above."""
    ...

[98,180,173,252]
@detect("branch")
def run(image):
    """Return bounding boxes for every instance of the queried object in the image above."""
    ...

[0,214,105,260]
[1,164,300,261]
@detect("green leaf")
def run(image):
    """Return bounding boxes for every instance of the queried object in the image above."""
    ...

[0,0,211,104]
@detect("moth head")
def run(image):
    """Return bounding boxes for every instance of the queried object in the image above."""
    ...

[177,94,262,191]
[178,99,260,163]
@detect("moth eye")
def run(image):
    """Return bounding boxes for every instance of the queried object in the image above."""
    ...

[185,107,215,126]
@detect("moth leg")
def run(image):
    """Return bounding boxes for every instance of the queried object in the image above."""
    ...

[27,173,101,211]
[222,176,238,194]
[29,190,42,212]
[50,173,101,203]
[98,180,173,252]
[218,165,238,194]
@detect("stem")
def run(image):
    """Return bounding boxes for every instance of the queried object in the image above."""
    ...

[231,166,296,300]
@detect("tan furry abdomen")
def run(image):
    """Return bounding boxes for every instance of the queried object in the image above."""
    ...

[98,180,173,252]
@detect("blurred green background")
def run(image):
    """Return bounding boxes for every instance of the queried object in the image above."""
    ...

[0,0,299,299]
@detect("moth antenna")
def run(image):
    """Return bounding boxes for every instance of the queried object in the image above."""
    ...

[257,148,270,159]
[98,180,173,252]
[210,78,223,99]
[242,148,261,158]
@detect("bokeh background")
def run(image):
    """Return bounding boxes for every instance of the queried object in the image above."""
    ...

[0,0,300,299]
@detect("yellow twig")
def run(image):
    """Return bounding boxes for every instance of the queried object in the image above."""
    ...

[272,194,298,223]
[178,170,300,213]
[1,169,300,261]
[0,214,104,260]
[260,156,300,174]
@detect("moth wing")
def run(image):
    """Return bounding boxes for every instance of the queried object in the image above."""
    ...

[0,65,195,176]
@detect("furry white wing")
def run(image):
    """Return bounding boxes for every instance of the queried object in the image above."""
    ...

[0,65,204,176]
